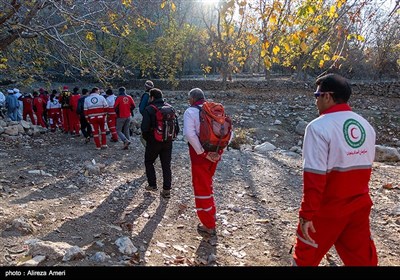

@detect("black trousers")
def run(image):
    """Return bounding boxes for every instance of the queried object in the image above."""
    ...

[144,139,173,190]
[80,116,92,138]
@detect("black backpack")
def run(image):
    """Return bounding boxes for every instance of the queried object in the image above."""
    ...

[150,103,179,142]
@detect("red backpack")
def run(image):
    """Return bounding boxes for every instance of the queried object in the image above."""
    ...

[150,103,179,142]
[196,101,232,152]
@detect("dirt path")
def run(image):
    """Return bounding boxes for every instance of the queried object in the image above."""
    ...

[0,88,399,267]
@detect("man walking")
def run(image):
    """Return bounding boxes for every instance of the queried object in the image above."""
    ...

[114,87,135,149]
[141,88,179,198]
[292,74,378,266]
[183,88,223,242]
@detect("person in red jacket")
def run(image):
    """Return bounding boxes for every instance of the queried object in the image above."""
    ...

[292,74,378,266]
[39,88,49,127]
[33,91,46,128]
[114,87,135,150]
[69,87,81,137]
[18,92,36,125]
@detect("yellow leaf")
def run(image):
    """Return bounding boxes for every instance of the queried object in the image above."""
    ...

[283,43,290,52]
[122,0,132,7]
[319,59,324,68]
[161,1,166,9]
[260,50,267,57]
[86,32,95,41]
[247,34,258,45]
[300,42,307,52]
[269,14,277,24]
[101,26,109,33]
[171,2,176,12]
[272,57,280,64]
[264,57,272,69]
[357,35,365,42]
[292,33,300,44]
[299,31,306,38]
[328,5,336,17]
[273,45,280,55]
[337,0,345,8]
[263,41,270,49]
[323,54,330,61]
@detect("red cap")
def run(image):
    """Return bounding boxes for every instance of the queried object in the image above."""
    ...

[63,86,68,90]
[39,88,45,93]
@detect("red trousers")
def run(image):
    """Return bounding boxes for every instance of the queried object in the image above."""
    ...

[107,113,118,141]
[189,145,222,229]
[62,108,72,132]
[48,108,62,131]
[70,111,80,135]
[88,116,107,148]
[35,110,46,128]
[23,110,36,125]
[293,205,378,266]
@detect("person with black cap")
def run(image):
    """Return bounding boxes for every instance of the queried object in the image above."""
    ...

[292,74,377,266]
[114,87,135,149]
[69,87,81,137]
[141,88,179,199]
[59,86,72,134]
[76,88,92,143]
[139,80,154,115]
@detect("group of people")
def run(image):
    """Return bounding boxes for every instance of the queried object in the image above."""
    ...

[1,73,379,266]
[139,74,379,267]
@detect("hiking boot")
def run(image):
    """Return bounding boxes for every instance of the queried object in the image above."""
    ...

[95,147,101,150]
[85,137,90,144]
[160,189,171,199]
[101,145,108,149]
[197,224,216,237]
[110,138,118,142]
[145,185,157,191]
[123,141,131,150]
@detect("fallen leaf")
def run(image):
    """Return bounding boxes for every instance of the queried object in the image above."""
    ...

[383,183,393,189]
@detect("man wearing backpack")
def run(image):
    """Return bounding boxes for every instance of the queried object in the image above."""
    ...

[183,87,231,244]
[141,88,179,199]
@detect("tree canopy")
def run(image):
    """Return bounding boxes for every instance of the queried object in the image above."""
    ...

[0,0,398,86]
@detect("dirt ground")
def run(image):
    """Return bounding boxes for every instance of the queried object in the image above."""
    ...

[0,87,399,268]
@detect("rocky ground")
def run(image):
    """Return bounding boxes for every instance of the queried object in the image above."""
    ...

[0,86,399,269]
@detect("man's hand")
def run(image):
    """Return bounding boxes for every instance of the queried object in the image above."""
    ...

[299,218,316,244]
[202,151,221,162]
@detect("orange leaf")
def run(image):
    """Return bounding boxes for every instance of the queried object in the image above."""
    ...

[383,183,393,189]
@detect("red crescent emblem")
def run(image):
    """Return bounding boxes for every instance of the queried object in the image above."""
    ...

[350,127,358,139]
